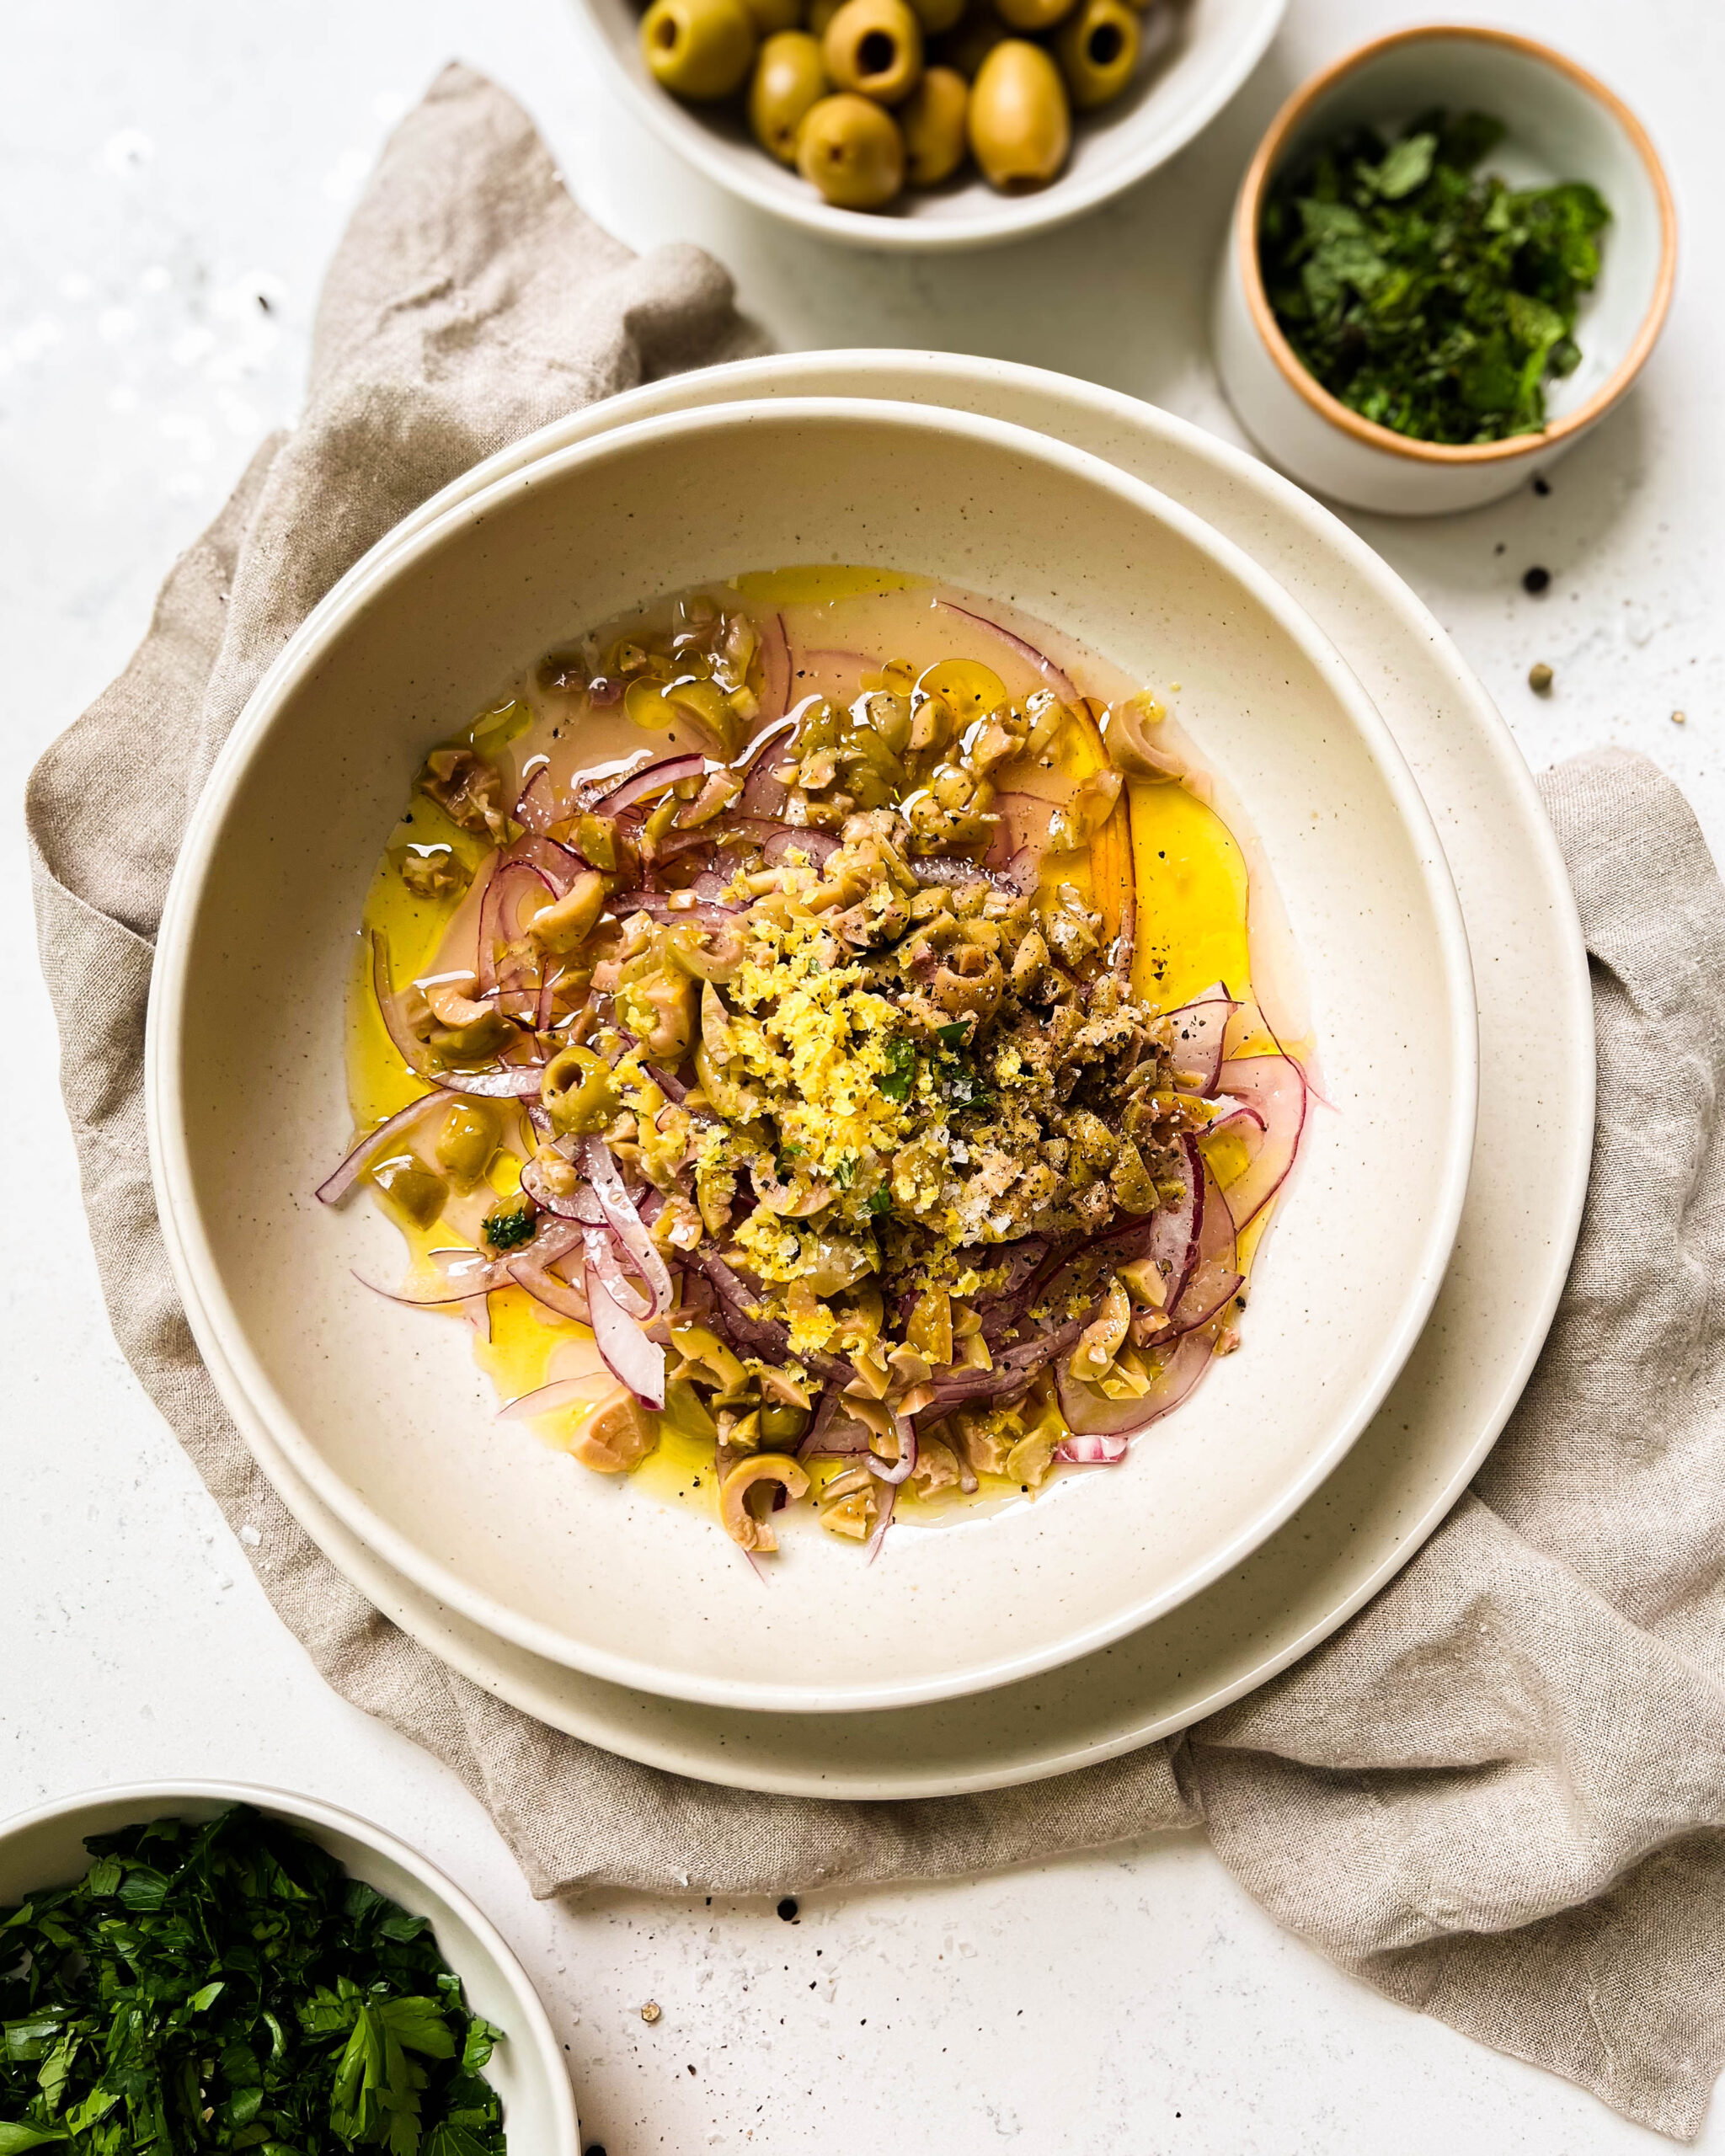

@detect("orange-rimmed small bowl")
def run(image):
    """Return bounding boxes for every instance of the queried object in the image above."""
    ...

[1212,25,1677,515]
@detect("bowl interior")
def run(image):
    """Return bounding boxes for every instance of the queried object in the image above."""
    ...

[1263,32,1670,427]
[0,1787,573,2150]
[576,0,1285,248]
[154,398,1475,1713]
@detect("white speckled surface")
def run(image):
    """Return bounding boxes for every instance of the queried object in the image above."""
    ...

[5,1,1720,2148]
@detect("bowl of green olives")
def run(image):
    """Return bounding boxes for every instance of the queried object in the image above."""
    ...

[570,0,1286,246]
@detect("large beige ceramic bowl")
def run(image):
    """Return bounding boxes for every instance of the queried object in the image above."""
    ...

[148,398,1476,1715]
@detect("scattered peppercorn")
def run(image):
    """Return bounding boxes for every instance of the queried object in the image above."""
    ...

[1523,566,1551,594]
[1529,663,1554,694]
[777,1896,799,1921]
[1533,474,1551,495]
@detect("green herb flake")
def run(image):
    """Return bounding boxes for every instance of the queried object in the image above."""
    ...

[878,1036,917,1103]
[0,1806,506,2156]
[481,1197,536,1252]
[1259,108,1610,445]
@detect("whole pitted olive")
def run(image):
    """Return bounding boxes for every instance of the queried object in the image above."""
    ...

[994,0,1078,30]
[1055,0,1138,108]
[797,91,907,207]
[821,0,924,105]
[967,39,1071,189]
[899,65,969,184]
[640,0,757,99]
[750,30,829,163]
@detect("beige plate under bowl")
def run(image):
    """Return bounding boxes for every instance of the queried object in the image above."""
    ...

[0,1782,578,2151]
[149,397,1476,1717]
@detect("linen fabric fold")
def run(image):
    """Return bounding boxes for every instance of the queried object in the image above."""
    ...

[28,61,1725,2141]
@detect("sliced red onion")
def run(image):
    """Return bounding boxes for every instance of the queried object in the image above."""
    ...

[585,1258,666,1408]
[1148,1138,1204,1308]
[506,1254,592,1325]
[646,1064,688,1104]
[762,825,841,868]
[1055,1325,1215,1443]
[936,600,1079,703]
[1056,1432,1130,1465]
[738,721,795,819]
[1213,1053,1309,1231]
[590,752,706,820]
[865,1477,896,1564]
[360,1219,581,1306]
[478,859,555,1011]
[915,1320,1085,1419]
[515,766,563,835]
[577,1133,674,1320]
[496,1375,606,1421]
[1166,986,1239,1094]
[580,1221,652,1322]
[759,612,791,723]
[867,1412,918,1486]
[371,932,547,1097]
[316,1091,444,1206]
[505,831,583,892]
[610,891,741,931]
[1167,1156,1241,1337]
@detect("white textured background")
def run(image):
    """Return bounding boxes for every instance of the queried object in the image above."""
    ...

[4,1,1720,2149]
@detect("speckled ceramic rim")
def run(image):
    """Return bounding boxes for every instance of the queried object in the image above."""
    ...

[1235,24,1679,465]
[0,1780,579,2152]
[149,394,1477,1716]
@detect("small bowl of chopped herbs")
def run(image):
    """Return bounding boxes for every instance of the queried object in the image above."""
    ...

[1212,25,1676,514]
[0,1785,579,2156]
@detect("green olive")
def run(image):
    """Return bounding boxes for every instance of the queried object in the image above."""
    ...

[750,31,829,161]
[640,0,757,100]
[899,64,968,183]
[797,92,906,207]
[370,1154,448,1230]
[435,1100,500,1187]
[903,0,964,33]
[995,0,1076,27]
[932,0,1004,79]
[1055,0,1138,107]
[967,40,1070,190]
[740,0,801,28]
[821,0,923,104]
[542,1043,621,1137]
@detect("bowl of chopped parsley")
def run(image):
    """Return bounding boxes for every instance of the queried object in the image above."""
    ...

[1212,25,1676,515]
[0,1786,579,2156]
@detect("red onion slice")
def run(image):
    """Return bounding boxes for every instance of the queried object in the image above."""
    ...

[738,721,795,819]
[1166,1154,1239,1337]
[609,891,742,930]
[360,1219,582,1306]
[865,1478,896,1564]
[762,826,840,868]
[478,859,555,1011]
[1056,1432,1130,1465]
[316,1091,444,1206]
[935,600,1079,703]
[1146,1137,1204,1309]
[866,1412,919,1486]
[371,932,546,1097]
[497,1375,607,1421]
[580,1222,652,1322]
[1055,1326,1215,1444]
[585,1257,666,1408]
[505,831,583,892]
[1165,986,1239,1094]
[577,1134,674,1320]
[1213,1053,1309,1231]
[590,751,705,819]
[515,766,562,835]
[505,1254,592,1325]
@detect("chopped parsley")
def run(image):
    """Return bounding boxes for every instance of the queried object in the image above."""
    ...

[1260,109,1610,444]
[867,1187,893,1217]
[481,1197,535,1251]
[878,1036,917,1103]
[0,1805,505,2156]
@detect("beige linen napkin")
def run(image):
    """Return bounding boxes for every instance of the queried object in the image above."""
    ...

[26,63,1725,2141]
